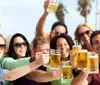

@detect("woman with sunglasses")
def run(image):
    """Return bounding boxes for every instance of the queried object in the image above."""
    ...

[74,23,95,52]
[50,34,74,85]
[71,23,95,76]
[0,34,49,85]
[1,33,50,85]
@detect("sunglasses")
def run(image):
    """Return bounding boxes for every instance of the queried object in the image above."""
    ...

[13,42,27,48]
[53,29,62,35]
[0,44,6,49]
[78,30,91,37]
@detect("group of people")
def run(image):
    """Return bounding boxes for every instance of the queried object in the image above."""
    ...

[0,0,100,85]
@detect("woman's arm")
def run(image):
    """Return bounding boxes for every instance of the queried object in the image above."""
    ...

[4,52,50,81]
[4,60,42,81]
[25,69,61,82]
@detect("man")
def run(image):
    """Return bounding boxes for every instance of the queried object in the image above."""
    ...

[26,36,61,82]
[35,0,68,41]
[72,30,100,85]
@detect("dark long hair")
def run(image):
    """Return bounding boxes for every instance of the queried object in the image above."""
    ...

[6,33,31,59]
[50,34,74,50]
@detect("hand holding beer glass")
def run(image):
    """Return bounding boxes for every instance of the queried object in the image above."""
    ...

[87,52,99,74]
[61,61,73,80]
[46,0,59,13]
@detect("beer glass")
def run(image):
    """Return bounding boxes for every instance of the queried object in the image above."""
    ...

[61,61,73,80]
[72,45,81,65]
[49,49,61,67]
[88,52,99,74]
[47,0,59,13]
[77,50,88,69]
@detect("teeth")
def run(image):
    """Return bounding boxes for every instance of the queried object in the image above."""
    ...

[61,50,67,54]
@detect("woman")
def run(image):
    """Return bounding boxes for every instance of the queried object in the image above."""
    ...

[0,34,49,85]
[2,33,50,85]
[71,23,95,75]
[50,34,74,85]
[74,23,95,52]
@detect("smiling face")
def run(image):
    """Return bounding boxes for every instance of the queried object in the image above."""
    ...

[0,36,6,58]
[78,26,92,45]
[56,38,70,59]
[92,34,100,57]
[13,36,27,58]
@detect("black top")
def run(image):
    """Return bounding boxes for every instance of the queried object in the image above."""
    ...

[14,66,51,85]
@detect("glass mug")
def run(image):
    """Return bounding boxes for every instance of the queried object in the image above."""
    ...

[46,0,59,13]
[61,61,73,80]
[49,49,61,67]
[77,50,88,69]
[87,52,99,74]
[72,45,81,65]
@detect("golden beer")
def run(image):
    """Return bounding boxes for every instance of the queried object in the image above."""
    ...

[49,54,61,67]
[61,66,73,79]
[72,45,81,65]
[47,4,58,13]
[77,50,88,69]
[88,53,99,74]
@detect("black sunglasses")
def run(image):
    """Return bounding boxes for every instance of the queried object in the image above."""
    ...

[13,42,27,47]
[0,44,6,49]
[78,30,91,37]
[53,29,62,35]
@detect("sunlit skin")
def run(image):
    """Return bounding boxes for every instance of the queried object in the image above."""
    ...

[0,36,5,58]
[13,37,27,59]
[56,38,70,60]
[50,25,66,39]
[35,43,50,54]
[78,26,92,45]
[92,34,100,62]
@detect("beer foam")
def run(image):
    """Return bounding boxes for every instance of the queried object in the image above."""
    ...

[73,45,81,48]
[77,50,87,53]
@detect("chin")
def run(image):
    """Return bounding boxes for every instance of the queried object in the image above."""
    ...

[20,55,25,57]
[62,54,68,58]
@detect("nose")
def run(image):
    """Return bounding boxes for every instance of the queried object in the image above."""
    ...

[61,45,66,49]
[20,44,25,48]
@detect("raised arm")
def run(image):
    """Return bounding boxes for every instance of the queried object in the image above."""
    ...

[35,0,49,37]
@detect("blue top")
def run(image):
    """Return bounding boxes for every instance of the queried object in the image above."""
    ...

[0,68,8,85]
[0,68,5,82]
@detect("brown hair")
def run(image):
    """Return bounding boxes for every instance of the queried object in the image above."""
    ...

[32,36,49,49]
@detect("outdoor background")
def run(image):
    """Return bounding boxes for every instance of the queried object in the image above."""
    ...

[0,0,100,43]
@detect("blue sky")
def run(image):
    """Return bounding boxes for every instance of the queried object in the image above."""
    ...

[0,0,100,43]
